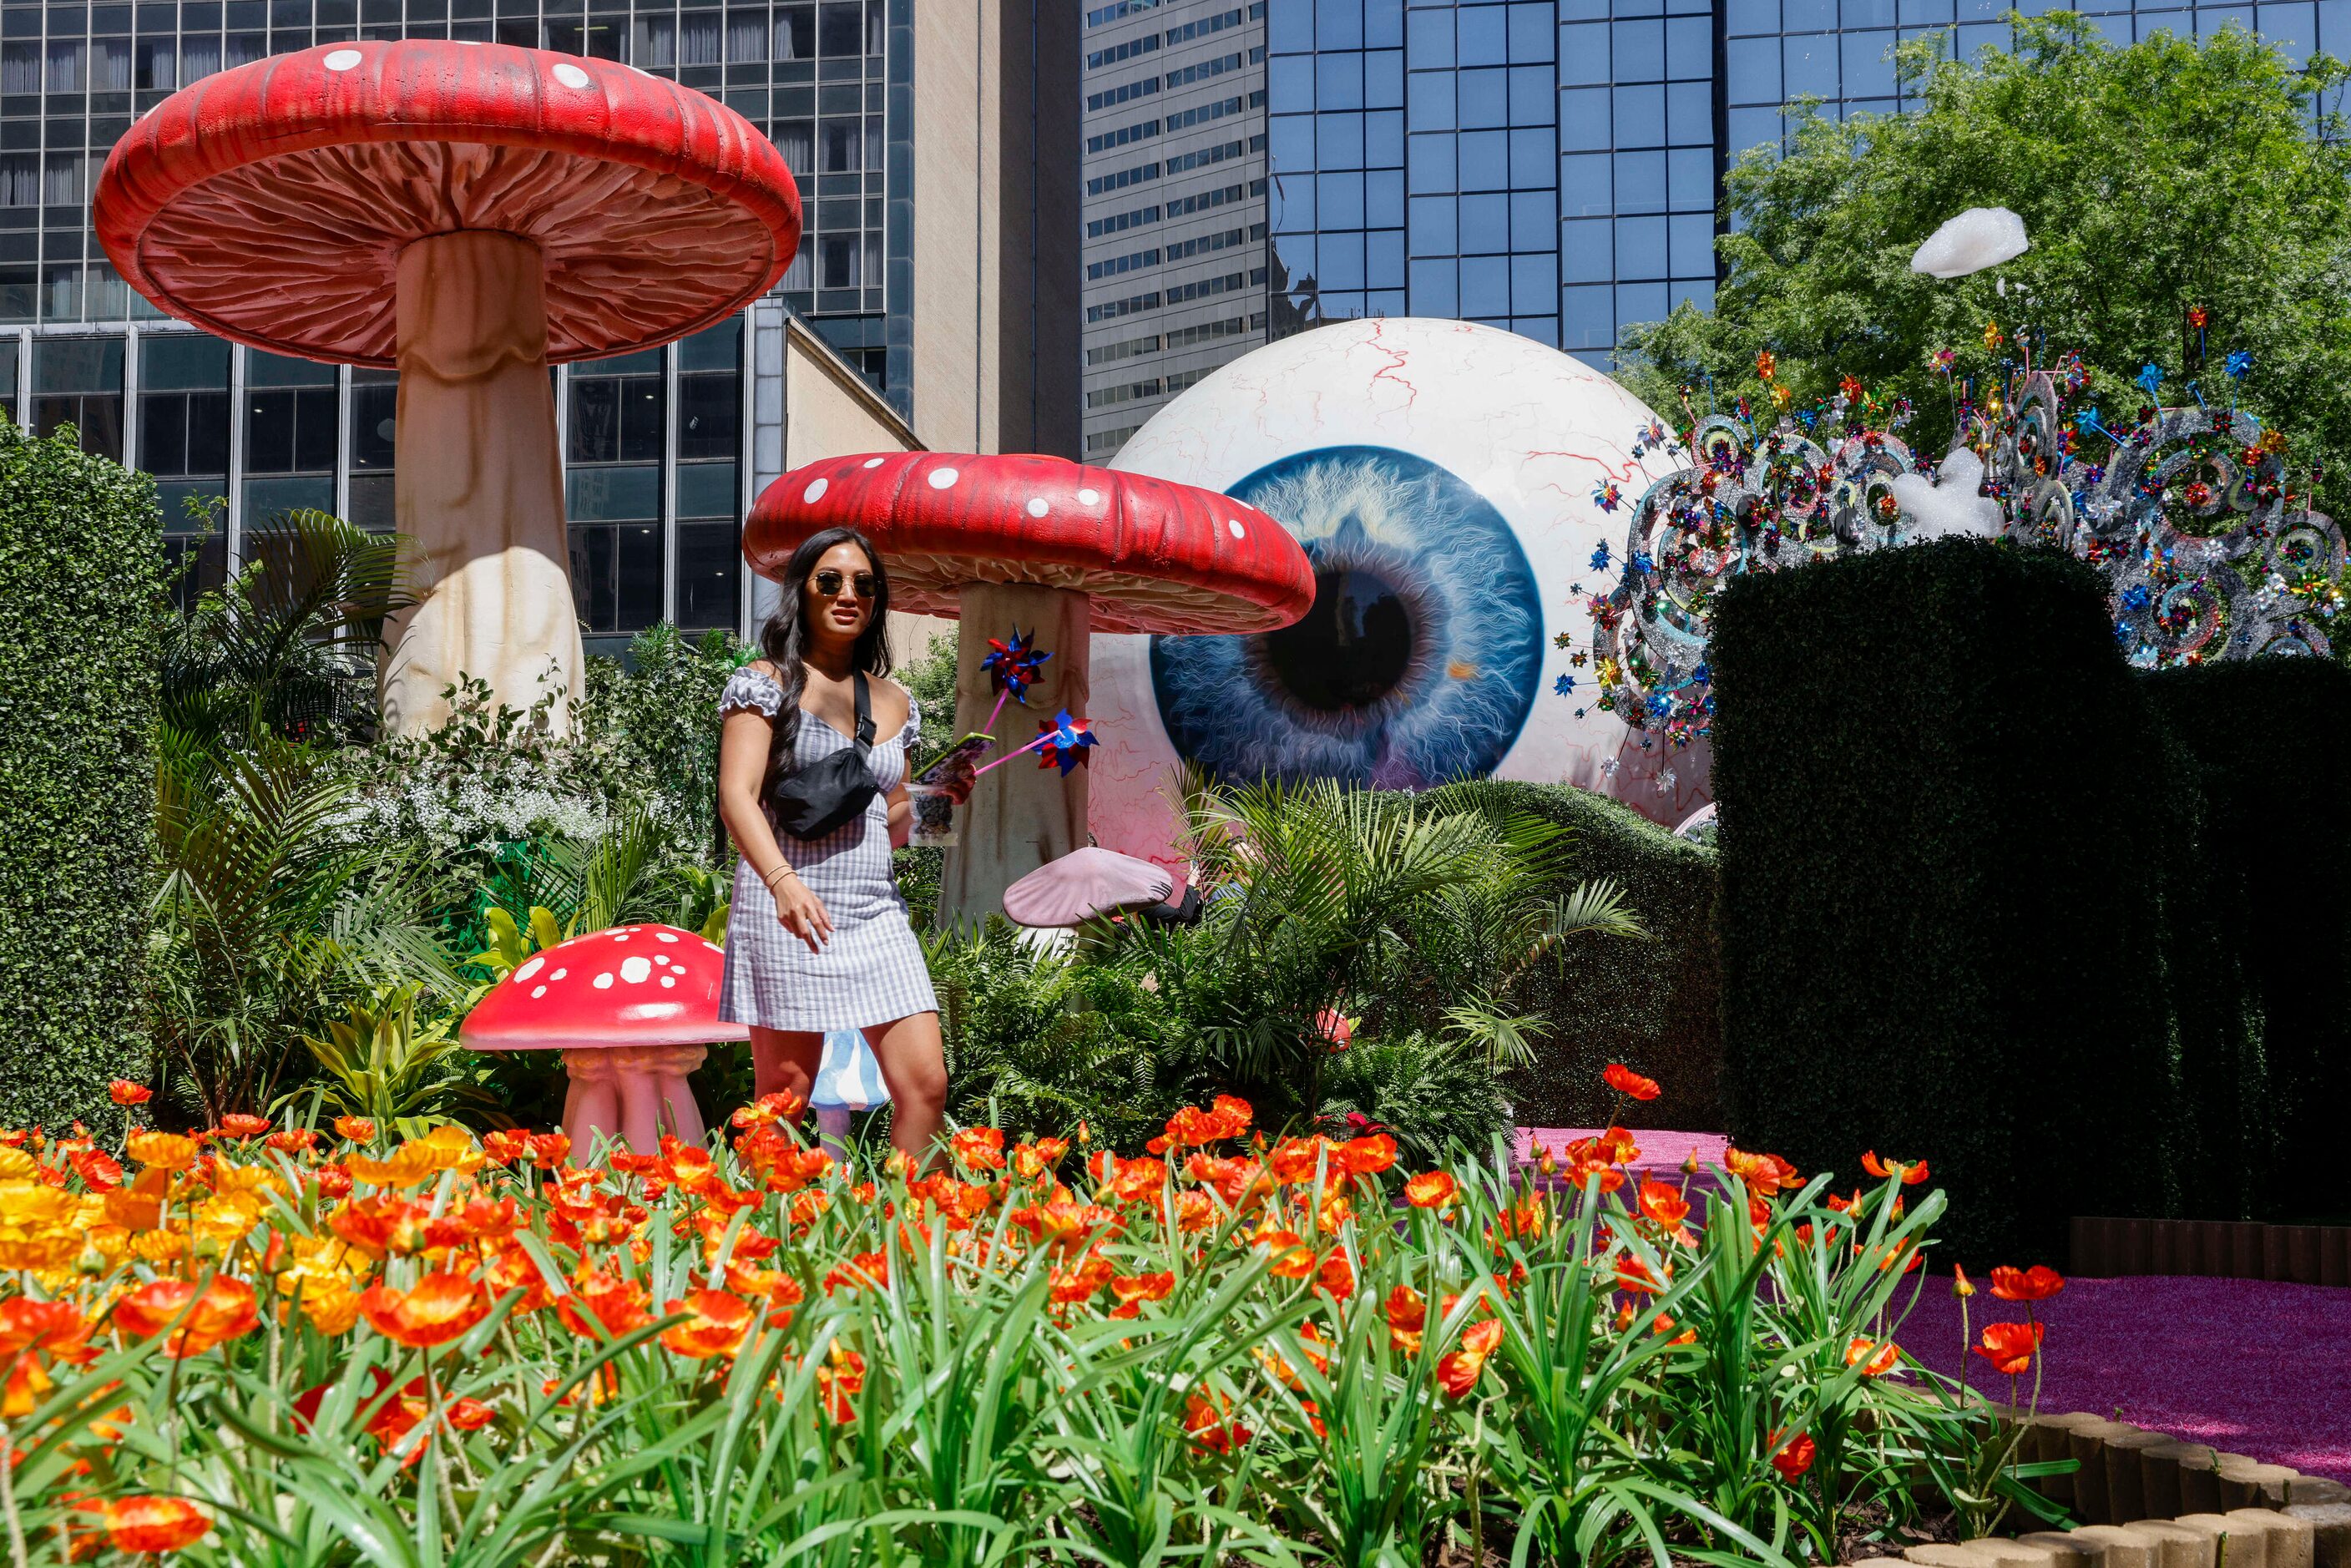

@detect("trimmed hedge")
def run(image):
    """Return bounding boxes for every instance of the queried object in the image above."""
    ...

[1711,540,2186,1262]
[0,425,163,1134]
[2146,657,2351,1224]
[1426,781,1723,1131]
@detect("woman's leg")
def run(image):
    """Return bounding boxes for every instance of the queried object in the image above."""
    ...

[862,1011,949,1162]
[748,1025,825,1120]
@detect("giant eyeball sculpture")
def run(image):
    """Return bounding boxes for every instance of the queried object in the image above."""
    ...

[1089,317,1708,863]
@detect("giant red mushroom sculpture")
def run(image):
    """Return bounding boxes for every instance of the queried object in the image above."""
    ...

[745,453,1315,924]
[94,40,801,734]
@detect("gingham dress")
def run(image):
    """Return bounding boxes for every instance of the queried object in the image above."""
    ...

[717,666,939,1032]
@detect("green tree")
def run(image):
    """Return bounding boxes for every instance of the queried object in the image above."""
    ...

[1619,16,2351,487]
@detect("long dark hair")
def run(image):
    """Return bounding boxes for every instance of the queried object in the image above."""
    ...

[756,526,896,755]
[715,528,897,863]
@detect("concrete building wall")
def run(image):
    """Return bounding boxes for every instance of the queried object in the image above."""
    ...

[1078,0,1271,461]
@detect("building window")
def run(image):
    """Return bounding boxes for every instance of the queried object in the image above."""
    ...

[348,367,397,531]
[243,350,336,520]
[139,335,230,605]
[568,349,663,465]
[34,336,124,463]
[566,348,665,638]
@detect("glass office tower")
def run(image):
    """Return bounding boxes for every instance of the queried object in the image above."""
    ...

[13,0,913,653]
[1078,0,1272,458]
[1258,0,2341,370]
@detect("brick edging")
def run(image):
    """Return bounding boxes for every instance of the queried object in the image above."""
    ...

[2070,1217,2351,1286]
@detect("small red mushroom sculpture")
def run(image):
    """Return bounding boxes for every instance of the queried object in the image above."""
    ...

[459,923,746,1156]
[94,40,801,734]
[746,453,1314,924]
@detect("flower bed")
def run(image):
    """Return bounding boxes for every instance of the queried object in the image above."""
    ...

[0,1078,2070,1565]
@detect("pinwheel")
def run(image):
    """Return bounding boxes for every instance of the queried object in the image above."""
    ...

[978,625,1052,733]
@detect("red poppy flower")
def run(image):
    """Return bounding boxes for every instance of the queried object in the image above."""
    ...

[1974,1321,2044,1375]
[107,1081,153,1108]
[215,1114,271,1139]
[1384,1284,1426,1354]
[1182,1390,1251,1453]
[103,1496,210,1553]
[1403,1171,1458,1209]
[1860,1151,1929,1186]
[557,1270,651,1338]
[1988,1265,2065,1302]
[660,1290,755,1359]
[113,1277,260,1358]
[1770,1431,1815,1480]
[948,1127,1007,1171]
[1602,1064,1661,1100]
[1845,1337,1898,1376]
[1436,1318,1504,1397]
[1108,1271,1174,1319]
[357,1272,489,1348]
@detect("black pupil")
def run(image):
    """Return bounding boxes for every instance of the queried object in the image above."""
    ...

[1261,567,1413,711]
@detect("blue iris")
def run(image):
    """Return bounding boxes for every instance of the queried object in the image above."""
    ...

[1149,445,1544,787]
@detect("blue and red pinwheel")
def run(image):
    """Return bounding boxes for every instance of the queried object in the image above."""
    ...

[1034,711,1098,776]
[982,625,1051,705]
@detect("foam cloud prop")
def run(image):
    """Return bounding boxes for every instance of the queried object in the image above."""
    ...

[1890,447,2005,540]
[1909,207,2030,280]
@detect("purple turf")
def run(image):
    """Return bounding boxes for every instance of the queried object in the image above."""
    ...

[1516,1130,2351,1482]
[1899,1274,2351,1481]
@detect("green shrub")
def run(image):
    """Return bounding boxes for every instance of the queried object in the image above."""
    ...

[1425,781,1722,1130]
[2146,657,2351,1222]
[1710,540,2187,1261]
[0,423,164,1132]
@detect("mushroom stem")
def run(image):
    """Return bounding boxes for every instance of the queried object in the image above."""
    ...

[379,230,584,735]
[942,581,1093,928]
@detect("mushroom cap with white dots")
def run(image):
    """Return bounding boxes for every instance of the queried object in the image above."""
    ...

[744,452,1317,635]
[93,38,801,367]
[458,923,749,1051]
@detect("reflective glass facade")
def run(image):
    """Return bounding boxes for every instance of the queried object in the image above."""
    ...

[1261,0,2346,369]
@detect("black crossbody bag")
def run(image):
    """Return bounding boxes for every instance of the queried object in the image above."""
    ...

[766,670,881,841]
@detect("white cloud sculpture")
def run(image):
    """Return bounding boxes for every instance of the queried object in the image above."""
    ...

[1889,447,2005,540]
[1909,207,2030,279]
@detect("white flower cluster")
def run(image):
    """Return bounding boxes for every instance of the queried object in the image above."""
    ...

[336,777,608,857]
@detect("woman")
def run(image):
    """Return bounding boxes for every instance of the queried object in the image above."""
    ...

[715,527,971,1160]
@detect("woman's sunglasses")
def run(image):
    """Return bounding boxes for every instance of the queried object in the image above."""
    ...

[810,569,878,600]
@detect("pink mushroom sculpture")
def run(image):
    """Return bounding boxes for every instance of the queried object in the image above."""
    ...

[94,40,801,735]
[745,453,1315,923]
[1002,846,1178,928]
[459,924,746,1156]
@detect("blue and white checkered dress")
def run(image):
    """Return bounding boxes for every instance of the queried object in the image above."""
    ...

[717,666,939,1033]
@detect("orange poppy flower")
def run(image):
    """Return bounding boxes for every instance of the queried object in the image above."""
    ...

[1107,1271,1174,1319]
[1770,1430,1815,1480]
[113,1277,259,1358]
[1974,1321,2043,1375]
[730,1090,805,1128]
[822,1251,889,1294]
[557,1269,651,1338]
[103,1496,210,1553]
[1602,1063,1661,1100]
[124,1130,198,1171]
[660,1290,755,1358]
[1636,1179,1696,1244]
[948,1127,1007,1171]
[1315,1250,1356,1300]
[817,1343,865,1423]
[1384,1284,1426,1354]
[1009,1200,1121,1255]
[478,1129,528,1163]
[445,1397,496,1431]
[1335,1133,1397,1178]
[1171,1190,1217,1232]
[1860,1151,1930,1186]
[1049,1251,1115,1306]
[358,1272,489,1348]
[1401,1175,1457,1212]
[216,1114,271,1139]
[1267,1136,1337,1186]
[1951,1264,1975,1298]
[1723,1147,1799,1197]
[1250,1227,1316,1278]
[1013,1137,1070,1179]
[1182,1389,1251,1453]
[1435,1318,1504,1398]
[107,1081,153,1108]
[1988,1265,2065,1302]
[1845,1337,1898,1376]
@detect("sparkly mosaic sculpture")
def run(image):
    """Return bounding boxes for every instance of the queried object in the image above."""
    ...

[1587,359,2346,742]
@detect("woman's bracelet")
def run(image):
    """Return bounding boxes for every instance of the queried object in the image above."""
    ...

[761,862,798,889]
